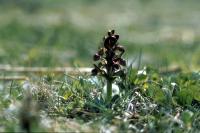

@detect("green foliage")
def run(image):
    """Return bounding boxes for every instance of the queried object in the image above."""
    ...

[132,67,200,107]
[1,68,200,132]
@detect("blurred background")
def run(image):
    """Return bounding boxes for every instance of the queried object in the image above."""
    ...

[0,0,200,70]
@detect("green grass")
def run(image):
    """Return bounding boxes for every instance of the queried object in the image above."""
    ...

[0,0,200,68]
[0,0,200,132]
[0,67,200,132]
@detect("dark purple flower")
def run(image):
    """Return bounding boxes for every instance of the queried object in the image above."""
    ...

[93,53,100,61]
[91,68,98,76]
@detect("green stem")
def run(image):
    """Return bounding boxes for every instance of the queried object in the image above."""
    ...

[106,79,112,104]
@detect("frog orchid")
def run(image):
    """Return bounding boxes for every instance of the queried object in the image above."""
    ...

[91,30,126,103]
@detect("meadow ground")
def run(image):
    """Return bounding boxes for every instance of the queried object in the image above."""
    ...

[0,0,200,132]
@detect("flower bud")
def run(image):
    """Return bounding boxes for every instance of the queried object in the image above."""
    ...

[119,59,126,66]
[113,58,126,66]
[93,53,100,61]
[91,68,98,76]
[110,36,117,46]
[111,30,115,34]
[114,34,119,40]
[108,30,112,36]
[104,37,117,49]
[113,62,120,70]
